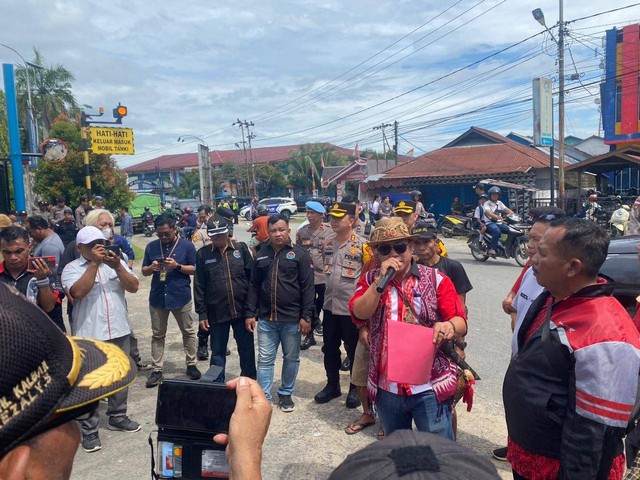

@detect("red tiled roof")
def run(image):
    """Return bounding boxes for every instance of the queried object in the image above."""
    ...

[382,127,557,179]
[124,143,354,173]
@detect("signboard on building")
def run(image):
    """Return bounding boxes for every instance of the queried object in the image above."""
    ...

[89,127,135,155]
[532,77,553,147]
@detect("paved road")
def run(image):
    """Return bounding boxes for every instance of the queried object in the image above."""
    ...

[71,216,520,479]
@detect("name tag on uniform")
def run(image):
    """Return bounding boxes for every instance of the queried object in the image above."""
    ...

[205,259,217,264]
[301,239,312,246]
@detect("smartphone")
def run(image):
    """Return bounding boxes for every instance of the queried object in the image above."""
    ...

[156,379,236,435]
[27,256,57,271]
[104,245,121,256]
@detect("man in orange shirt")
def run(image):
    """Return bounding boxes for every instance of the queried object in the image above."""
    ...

[248,205,270,254]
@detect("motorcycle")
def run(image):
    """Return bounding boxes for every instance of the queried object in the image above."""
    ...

[609,205,630,238]
[437,213,473,238]
[143,220,155,237]
[467,213,529,267]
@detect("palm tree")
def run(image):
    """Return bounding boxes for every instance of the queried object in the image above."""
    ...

[15,48,79,140]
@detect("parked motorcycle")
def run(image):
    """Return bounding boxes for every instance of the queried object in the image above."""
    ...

[437,213,473,238]
[467,213,529,267]
[609,204,630,238]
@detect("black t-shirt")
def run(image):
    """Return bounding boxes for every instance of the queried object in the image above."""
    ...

[431,256,473,295]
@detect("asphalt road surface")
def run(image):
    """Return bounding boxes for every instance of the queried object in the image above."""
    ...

[70,215,520,479]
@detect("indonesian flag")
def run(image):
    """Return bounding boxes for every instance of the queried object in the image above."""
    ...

[406,148,415,157]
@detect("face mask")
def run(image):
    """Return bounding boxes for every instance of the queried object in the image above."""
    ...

[102,228,113,240]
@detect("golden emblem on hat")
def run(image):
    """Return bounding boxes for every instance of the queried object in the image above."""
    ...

[333,204,340,210]
[399,201,406,207]
[78,340,132,390]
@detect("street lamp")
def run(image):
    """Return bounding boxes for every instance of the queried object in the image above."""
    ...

[532,3,566,208]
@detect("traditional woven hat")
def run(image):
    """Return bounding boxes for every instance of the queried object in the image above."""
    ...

[0,283,136,457]
[369,217,417,245]
[0,214,11,228]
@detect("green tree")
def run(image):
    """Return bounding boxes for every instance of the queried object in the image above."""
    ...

[15,48,79,140]
[254,164,287,197]
[33,117,134,211]
[283,143,350,193]
[172,170,200,199]
[0,91,8,159]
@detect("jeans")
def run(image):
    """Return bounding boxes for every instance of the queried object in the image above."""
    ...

[256,320,301,401]
[322,310,358,385]
[486,222,510,250]
[376,388,454,440]
[79,335,130,436]
[209,316,256,382]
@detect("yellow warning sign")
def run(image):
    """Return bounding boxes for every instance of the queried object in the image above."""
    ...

[89,127,135,155]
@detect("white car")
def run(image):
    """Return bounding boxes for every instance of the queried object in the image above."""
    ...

[239,197,297,220]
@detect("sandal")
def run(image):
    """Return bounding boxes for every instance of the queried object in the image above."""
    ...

[345,419,375,435]
[377,429,385,440]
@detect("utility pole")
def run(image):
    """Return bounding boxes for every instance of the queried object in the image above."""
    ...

[373,123,392,172]
[233,119,254,196]
[247,127,257,197]
[393,121,399,166]
[557,0,566,209]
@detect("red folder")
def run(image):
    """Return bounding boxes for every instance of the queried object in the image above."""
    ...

[386,320,436,385]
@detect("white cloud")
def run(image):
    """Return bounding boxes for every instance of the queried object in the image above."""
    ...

[0,0,636,165]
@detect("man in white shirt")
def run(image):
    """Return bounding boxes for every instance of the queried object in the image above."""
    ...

[61,226,141,453]
[482,187,513,257]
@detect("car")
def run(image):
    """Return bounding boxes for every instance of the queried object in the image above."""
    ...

[239,197,297,221]
[295,194,334,211]
[600,234,640,316]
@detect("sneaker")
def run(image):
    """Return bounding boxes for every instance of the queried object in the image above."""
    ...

[145,371,163,388]
[82,432,102,452]
[136,359,152,371]
[340,357,351,372]
[300,332,316,351]
[314,324,323,336]
[187,365,202,380]
[492,446,508,461]
[314,384,342,404]
[488,249,497,258]
[107,415,141,433]
[197,345,209,361]
[278,394,295,413]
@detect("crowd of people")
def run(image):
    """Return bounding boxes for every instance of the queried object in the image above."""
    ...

[1,187,640,480]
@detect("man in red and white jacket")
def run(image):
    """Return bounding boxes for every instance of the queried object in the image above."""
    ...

[503,218,640,480]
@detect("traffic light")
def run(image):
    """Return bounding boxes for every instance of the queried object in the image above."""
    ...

[113,103,127,123]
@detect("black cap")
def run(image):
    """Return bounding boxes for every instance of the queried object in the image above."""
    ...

[0,283,136,457]
[411,221,438,239]
[328,202,356,218]
[207,215,230,236]
[329,430,500,480]
[216,206,235,221]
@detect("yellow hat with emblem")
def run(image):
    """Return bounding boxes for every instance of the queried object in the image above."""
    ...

[329,202,357,218]
[393,200,417,214]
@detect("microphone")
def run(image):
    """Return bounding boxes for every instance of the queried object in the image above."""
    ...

[376,267,396,293]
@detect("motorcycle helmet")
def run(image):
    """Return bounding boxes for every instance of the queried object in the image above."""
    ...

[479,193,489,200]
[184,206,193,214]
[144,207,150,212]
[488,187,501,195]
[588,194,598,202]
[410,190,422,200]
[257,204,269,216]
[623,205,631,211]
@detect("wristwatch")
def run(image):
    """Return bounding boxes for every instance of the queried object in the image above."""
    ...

[301,316,311,323]
[175,264,182,272]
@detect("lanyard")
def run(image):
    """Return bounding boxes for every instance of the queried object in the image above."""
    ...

[161,238,179,261]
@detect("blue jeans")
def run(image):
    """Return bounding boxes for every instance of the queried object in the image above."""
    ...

[376,388,454,440]
[257,320,301,401]
[486,222,510,250]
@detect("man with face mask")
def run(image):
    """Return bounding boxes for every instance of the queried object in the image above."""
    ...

[61,226,141,453]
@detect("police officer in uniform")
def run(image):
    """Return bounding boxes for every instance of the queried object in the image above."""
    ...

[296,201,331,350]
[314,202,369,409]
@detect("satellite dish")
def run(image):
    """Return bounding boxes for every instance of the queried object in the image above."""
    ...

[41,138,68,161]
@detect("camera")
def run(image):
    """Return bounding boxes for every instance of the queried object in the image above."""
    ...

[154,369,235,479]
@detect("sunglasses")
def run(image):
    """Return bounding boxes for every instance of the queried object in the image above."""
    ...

[377,242,409,256]
[156,231,174,238]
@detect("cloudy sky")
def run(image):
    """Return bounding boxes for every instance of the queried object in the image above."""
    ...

[2,0,638,168]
